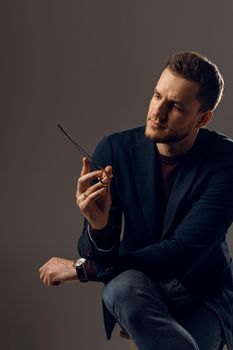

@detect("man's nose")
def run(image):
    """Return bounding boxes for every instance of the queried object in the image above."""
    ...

[157,100,169,116]
[152,100,168,119]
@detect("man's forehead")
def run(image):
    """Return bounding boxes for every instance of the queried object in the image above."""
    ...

[155,68,200,102]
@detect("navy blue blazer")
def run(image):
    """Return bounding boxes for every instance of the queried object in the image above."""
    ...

[78,126,233,349]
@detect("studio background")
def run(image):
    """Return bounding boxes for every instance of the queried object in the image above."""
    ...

[1,1,233,349]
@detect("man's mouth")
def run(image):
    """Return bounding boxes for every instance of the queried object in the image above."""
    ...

[148,117,166,129]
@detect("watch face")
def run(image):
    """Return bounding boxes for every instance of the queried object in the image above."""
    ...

[76,258,86,267]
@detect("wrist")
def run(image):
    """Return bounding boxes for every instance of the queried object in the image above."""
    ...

[91,226,105,230]
[73,258,88,282]
[89,223,108,231]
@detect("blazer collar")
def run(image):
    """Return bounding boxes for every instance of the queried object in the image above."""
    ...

[130,128,162,241]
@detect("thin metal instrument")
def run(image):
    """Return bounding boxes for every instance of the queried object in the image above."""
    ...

[57,124,113,178]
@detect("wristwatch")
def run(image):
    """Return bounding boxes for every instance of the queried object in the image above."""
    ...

[73,257,88,282]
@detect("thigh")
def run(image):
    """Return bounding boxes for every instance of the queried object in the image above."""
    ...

[173,303,224,350]
[102,269,168,315]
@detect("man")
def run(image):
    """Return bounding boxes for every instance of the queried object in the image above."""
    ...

[39,51,233,350]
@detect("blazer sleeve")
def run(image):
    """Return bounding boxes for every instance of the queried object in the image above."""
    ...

[78,136,122,261]
[116,162,233,281]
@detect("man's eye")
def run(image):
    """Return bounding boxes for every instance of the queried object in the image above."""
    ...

[172,103,184,111]
[154,93,161,99]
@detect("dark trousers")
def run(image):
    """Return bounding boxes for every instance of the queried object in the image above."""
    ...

[102,270,225,350]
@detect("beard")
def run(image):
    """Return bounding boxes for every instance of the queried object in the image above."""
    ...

[145,123,190,144]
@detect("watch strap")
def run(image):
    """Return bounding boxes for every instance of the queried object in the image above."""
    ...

[73,258,88,282]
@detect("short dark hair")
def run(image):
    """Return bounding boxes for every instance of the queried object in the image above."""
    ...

[165,51,224,112]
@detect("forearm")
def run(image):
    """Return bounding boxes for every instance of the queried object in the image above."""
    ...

[78,221,121,282]
[88,224,116,250]
[78,204,122,260]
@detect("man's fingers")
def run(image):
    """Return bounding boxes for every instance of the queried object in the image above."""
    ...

[98,166,112,192]
[39,269,45,282]
[86,179,109,195]
[77,175,111,205]
[78,161,112,194]
[77,168,103,194]
[39,264,47,272]
[85,186,106,202]
[79,187,106,208]
[80,157,90,176]
[103,165,113,178]
[79,170,102,185]
[39,266,57,287]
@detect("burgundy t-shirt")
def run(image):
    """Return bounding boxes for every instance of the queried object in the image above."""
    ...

[158,152,188,204]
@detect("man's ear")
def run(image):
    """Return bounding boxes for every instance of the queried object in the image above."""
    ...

[196,110,213,128]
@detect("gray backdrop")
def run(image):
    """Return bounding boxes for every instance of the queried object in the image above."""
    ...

[1,1,233,349]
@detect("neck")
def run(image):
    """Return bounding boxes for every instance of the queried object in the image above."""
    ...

[157,130,199,157]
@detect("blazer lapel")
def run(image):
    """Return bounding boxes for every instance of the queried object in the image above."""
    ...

[161,131,206,239]
[130,134,162,242]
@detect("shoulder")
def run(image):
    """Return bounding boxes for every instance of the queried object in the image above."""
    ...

[199,128,233,155]
[198,128,233,172]
[200,127,233,144]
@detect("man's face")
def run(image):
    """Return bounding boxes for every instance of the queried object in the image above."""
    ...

[145,68,204,143]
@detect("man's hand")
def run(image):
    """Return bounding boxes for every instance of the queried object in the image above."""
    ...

[76,157,112,230]
[39,257,77,286]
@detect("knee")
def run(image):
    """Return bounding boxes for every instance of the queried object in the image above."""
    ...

[102,269,155,315]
